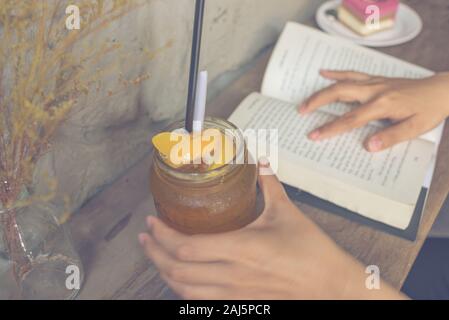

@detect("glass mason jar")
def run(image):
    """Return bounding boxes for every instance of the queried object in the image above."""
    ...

[0,199,83,300]
[150,118,259,234]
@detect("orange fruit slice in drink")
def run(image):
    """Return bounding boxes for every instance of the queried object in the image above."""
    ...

[152,130,236,170]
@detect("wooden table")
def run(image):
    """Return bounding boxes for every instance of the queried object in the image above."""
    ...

[70,0,449,299]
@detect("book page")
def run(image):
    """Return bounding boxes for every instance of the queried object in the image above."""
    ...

[229,93,435,228]
[261,22,442,144]
[262,22,433,113]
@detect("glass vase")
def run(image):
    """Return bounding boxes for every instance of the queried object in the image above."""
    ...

[0,199,83,300]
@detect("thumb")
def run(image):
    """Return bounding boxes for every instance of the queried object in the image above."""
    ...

[258,157,288,207]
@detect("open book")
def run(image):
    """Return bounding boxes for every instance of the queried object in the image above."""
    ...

[229,22,444,234]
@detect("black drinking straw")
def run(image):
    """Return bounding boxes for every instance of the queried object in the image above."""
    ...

[185,0,205,132]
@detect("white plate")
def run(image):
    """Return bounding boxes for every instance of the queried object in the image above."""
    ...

[316,0,423,47]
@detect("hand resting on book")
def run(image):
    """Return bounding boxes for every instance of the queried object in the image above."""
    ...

[301,71,449,152]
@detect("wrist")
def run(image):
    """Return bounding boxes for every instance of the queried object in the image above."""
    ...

[333,252,407,300]
[436,72,449,116]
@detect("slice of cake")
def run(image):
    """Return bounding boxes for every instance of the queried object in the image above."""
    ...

[338,0,400,36]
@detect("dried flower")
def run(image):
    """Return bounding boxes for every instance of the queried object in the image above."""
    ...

[0,0,145,207]
[0,0,162,286]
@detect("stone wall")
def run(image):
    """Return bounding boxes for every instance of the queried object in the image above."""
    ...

[34,0,325,215]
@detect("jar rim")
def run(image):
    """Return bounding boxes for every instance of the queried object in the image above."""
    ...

[0,199,46,215]
[153,117,247,182]
[0,188,31,214]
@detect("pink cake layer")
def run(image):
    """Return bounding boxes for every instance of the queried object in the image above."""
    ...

[342,0,399,20]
